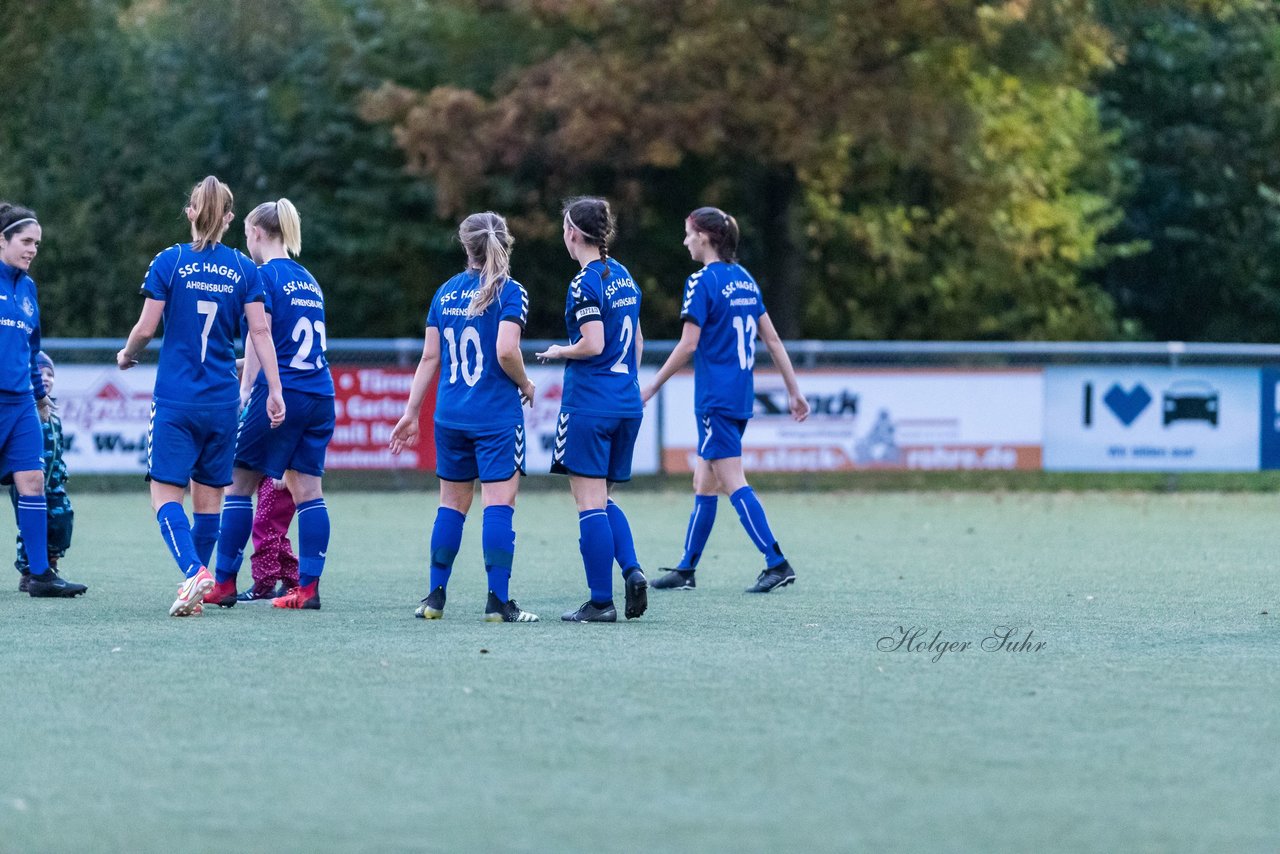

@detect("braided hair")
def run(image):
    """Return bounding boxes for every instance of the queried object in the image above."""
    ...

[563,197,617,283]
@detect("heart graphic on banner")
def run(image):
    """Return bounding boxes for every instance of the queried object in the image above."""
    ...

[1103,383,1152,426]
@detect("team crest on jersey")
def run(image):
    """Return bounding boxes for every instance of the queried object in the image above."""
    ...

[20,297,33,317]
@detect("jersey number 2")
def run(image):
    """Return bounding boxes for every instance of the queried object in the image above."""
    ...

[610,315,634,374]
[290,317,328,370]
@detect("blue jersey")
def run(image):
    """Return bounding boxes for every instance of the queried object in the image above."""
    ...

[254,258,334,398]
[426,270,529,430]
[141,243,264,409]
[681,261,766,419]
[0,260,44,404]
[561,259,642,418]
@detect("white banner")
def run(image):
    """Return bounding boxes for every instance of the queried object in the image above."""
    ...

[1044,367,1259,471]
[523,365,659,475]
[53,365,157,473]
[659,369,1044,472]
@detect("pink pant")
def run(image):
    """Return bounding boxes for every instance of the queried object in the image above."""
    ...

[250,478,298,587]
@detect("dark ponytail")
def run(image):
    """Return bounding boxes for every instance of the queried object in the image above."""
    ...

[687,206,739,263]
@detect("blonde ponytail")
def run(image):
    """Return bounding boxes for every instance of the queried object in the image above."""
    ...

[246,197,303,257]
[188,176,234,251]
[459,212,513,317]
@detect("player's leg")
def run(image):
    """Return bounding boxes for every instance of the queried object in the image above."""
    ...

[9,482,30,591]
[418,425,477,619]
[476,424,536,622]
[603,417,646,619]
[710,450,796,593]
[272,471,325,610]
[206,465,263,606]
[653,455,720,591]
[4,402,85,597]
[553,412,617,622]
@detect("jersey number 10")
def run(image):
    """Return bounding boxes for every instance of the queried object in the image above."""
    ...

[443,326,483,387]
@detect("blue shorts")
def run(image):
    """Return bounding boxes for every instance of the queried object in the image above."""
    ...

[435,422,526,483]
[235,387,335,479]
[148,401,239,488]
[696,412,748,461]
[0,399,43,476]
[550,410,641,482]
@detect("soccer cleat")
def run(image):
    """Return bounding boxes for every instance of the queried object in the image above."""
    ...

[28,569,88,598]
[651,568,696,590]
[745,560,796,593]
[415,585,446,619]
[484,592,539,623]
[236,579,281,602]
[18,572,30,593]
[272,582,320,610]
[623,568,648,619]
[561,600,618,623]
[203,580,238,608]
[170,567,214,616]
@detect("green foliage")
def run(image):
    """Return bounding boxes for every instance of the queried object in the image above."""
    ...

[1097,0,1280,341]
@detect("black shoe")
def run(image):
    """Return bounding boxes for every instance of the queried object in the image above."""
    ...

[651,568,696,590]
[27,570,87,598]
[745,561,796,593]
[623,568,648,619]
[416,585,446,619]
[561,600,618,622]
[484,592,539,622]
[18,572,30,593]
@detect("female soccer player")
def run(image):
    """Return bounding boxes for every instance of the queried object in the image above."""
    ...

[0,203,86,597]
[641,207,810,593]
[389,211,539,623]
[536,197,648,622]
[204,198,334,611]
[117,176,285,616]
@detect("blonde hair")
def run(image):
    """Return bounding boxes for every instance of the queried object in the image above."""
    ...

[188,176,234,252]
[459,212,513,317]
[246,198,302,257]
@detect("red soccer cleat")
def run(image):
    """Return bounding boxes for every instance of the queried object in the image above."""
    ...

[272,582,320,610]
[203,580,238,608]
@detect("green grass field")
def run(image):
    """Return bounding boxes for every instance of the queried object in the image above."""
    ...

[2,490,1277,853]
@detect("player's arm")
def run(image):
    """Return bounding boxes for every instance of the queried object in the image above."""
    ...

[245,301,286,428]
[118,298,166,370]
[641,320,700,405]
[756,312,809,422]
[536,319,603,362]
[496,320,535,407]
[390,327,441,454]
[240,313,266,409]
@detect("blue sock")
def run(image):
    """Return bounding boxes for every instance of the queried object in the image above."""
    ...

[729,486,786,568]
[296,498,330,588]
[214,496,253,583]
[578,509,614,603]
[157,502,203,577]
[192,512,219,568]
[429,507,466,592]
[605,499,640,576]
[16,495,49,576]
[679,495,718,569]
[482,504,515,602]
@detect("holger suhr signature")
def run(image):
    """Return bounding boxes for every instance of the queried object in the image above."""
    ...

[877,626,1047,663]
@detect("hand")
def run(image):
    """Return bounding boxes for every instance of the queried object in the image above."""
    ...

[36,396,54,423]
[519,380,536,407]
[640,384,656,405]
[272,478,287,490]
[266,391,286,428]
[535,344,564,363]
[791,392,810,422]
[389,412,420,455]
[116,349,137,370]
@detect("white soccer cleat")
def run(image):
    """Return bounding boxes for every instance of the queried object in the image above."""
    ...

[170,567,214,617]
